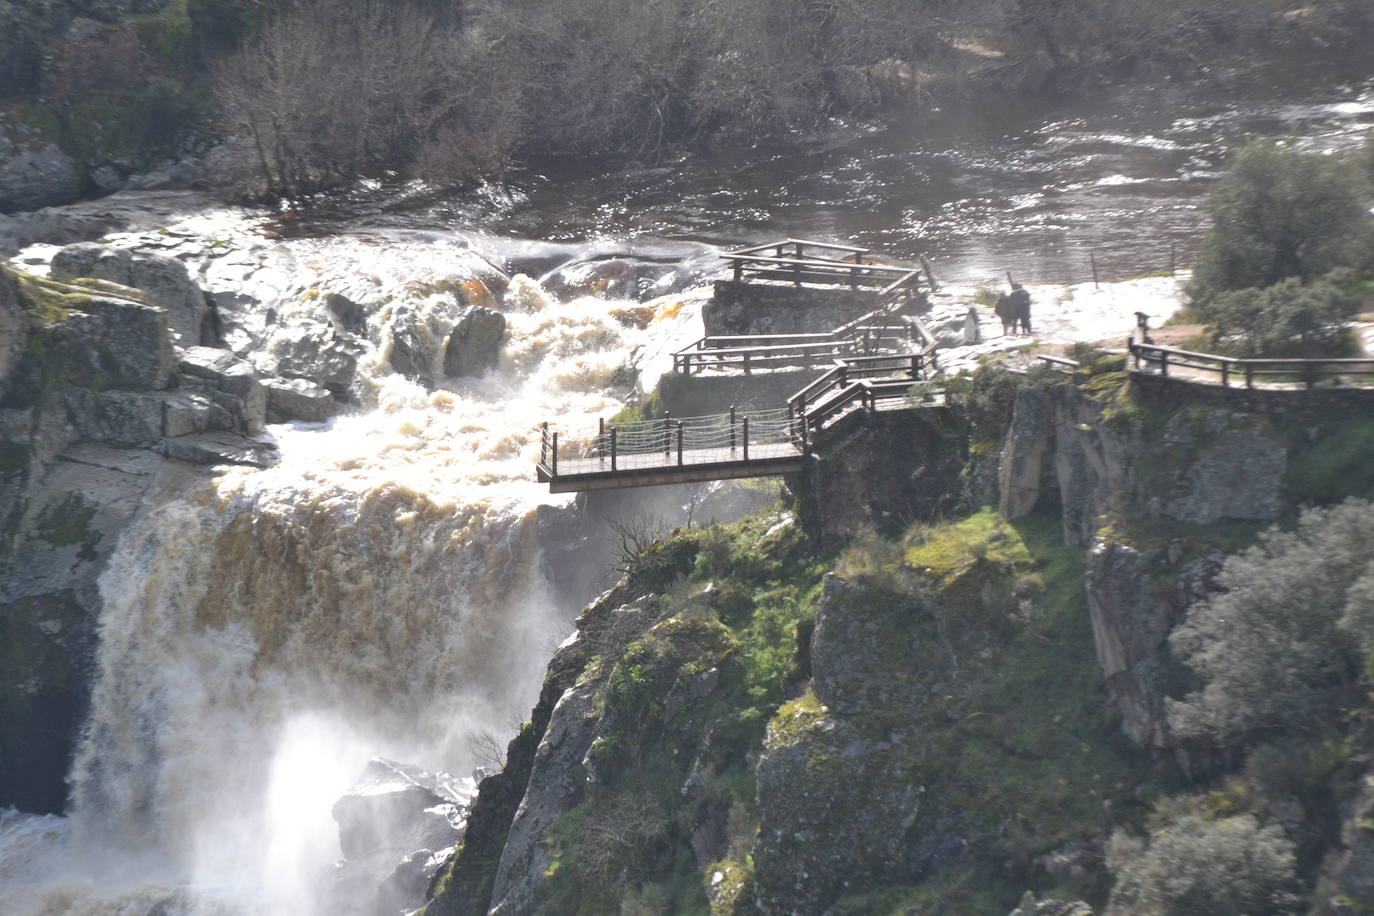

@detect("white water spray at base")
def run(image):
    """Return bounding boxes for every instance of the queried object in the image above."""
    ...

[0,274,708,915]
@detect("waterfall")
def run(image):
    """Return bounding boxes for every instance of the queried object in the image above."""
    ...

[0,266,706,914]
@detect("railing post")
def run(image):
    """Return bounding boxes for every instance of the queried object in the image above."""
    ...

[663,411,672,460]
[838,365,848,386]
[541,422,548,466]
[910,354,919,378]
[801,414,809,454]
[610,426,618,470]
[1221,363,1229,388]
[676,421,684,466]
[742,416,749,461]
[733,261,742,282]
[1159,351,1169,378]
[793,260,801,287]
[1304,361,1316,390]
[598,417,606,462]
[551,432,558,475]
[730,405,737,452]
[1245,364,1254,389]
[743,351,751,376]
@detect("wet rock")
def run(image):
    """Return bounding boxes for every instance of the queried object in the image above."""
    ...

[263,377,334,424]
[542,257,671,301]
[268,325,360,400]
[332,758,465,862]
[0,116,81,213]
[329,758,467,916]
[51,242,211,345]
[160,430,276,467]
[177,346,266,433]
[0,444,191,813]
[326,292,367,336]
[442,305,505,378]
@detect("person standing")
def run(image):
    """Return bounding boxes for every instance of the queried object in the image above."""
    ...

[1008,283,1032,334]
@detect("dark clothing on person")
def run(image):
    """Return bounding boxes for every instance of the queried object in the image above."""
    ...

[1007,287,1032,333]
[994,294,1015,335]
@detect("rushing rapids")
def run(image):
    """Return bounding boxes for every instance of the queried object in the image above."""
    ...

[0,225,707,913]
[0,75,1371,916]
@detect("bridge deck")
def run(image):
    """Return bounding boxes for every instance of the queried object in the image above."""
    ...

[537,442,804,493]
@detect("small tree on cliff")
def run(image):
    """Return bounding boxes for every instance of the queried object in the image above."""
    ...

[1168,499,1374,747]
[1189,141,1373,303]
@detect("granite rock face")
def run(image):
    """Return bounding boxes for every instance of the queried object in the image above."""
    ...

[753,700,925,914]
[263,377,334,423]
[177,346,267,434]
[0,117,81,213]
[51,242,213,346]
[1153,408,1286,526]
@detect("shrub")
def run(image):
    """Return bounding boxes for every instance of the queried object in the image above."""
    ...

[1190,142,1372,305]
[1106,815,1299,916]
[1197,272,1360,357]
[1168,499,1374,745]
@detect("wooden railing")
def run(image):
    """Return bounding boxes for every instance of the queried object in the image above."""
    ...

[787,352,939,443]
[1129,343,1374,389]
[722,238,934,297]
[675,268,940,375]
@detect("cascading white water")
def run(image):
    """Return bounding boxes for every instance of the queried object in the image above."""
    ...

[0,263,705,915]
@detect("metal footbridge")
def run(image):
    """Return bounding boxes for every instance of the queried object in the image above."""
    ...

[537,353,938,492]
[536,239,942,493]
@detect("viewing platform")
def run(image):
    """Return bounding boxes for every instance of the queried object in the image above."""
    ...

[536,239,944,493]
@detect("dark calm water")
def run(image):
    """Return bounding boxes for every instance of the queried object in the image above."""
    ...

[298,74,1374,291]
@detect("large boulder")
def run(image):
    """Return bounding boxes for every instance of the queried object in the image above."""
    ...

[177,346,266,433]
[328,758,467,916]
[0,116,81,213]
[753,692,930,914]
[443,306,505,378]
[10,270,178,391]
[50,242,211,345]
[159,430,276,467]
[332,758,466,862]
[267,325,361,400]
[263,377,334,424]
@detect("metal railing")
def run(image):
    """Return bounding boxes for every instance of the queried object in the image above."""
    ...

[788,352,939,438]
[538,408,801,476]
[722,238,937,294]
[674,270,940,375]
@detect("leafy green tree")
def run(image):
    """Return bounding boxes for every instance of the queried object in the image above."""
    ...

[1107,815,1299,916]
[1198,271,1360,357]
[1190,142,1372,303]
[1168,499,1374,746]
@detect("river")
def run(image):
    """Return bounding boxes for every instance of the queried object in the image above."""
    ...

[1,75,1372,916]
